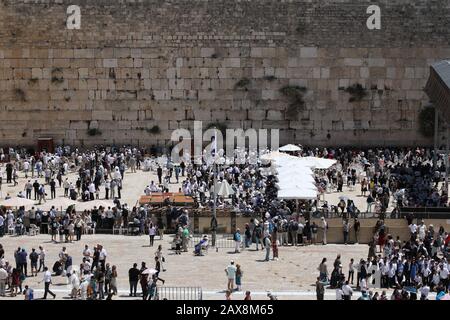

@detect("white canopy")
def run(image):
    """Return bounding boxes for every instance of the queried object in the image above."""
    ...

[0,197,36,208]
[75,200,116,211]
[278,144,301,152]
[217,180,235,197]
[36,198,77,211]
[277,187,318,200]
[270,153,318,200]
[296,156,337,169]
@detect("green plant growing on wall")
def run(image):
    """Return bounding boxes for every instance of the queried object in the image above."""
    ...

[263,75,277,81]
[345,83,368,102]
[147,125,161,134]
[235,77,250,89]
[51,67,64,84]
[14,88,26,102]
[28,78,39,85]
[87,128,102,136]
[279,85,307,119]
[418,106,435,138]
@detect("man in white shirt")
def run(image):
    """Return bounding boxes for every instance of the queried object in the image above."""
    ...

[342,281,353,300]
[40,267,56,299]
[225,260,237,291]
[69,270,80,299]
[83,245,92,258]
[98,245,107,271]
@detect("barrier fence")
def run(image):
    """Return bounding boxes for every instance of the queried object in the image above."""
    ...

[190,233,242,249]
[156,286,202,300]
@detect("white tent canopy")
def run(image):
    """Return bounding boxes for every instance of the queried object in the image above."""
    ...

[217,180,235,197]
[36,198,77,211]
[0,197,36,208]
[277,187,318,200]
[75,200,116,211]
[278,144,301,152]
[270,153,318,200]
[296,156,337,169]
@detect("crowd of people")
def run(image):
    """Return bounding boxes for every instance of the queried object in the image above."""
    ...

[0,144,449,301]
[0,146,448,238]
[317,219,450,300]
[0,241,168,300]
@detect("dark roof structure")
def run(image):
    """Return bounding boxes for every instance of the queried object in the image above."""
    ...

[425,61,450,124]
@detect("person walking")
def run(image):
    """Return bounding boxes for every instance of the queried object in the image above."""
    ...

[155,245,166,272]
[37,246,45,272]
[225,261,237,291]
[139,262,149,300]
[148,222,156,247]
[40,267,56,299]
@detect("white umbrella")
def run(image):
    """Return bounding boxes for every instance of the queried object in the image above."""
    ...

[0,197,36,208]
[278,144,301,152]
[261,151,293,160]
[277,187,317,200]
[76,200,115,211]
[141,268,158,275]
[297,157,337,169]
[216,180,235,198]
[36,198,77,211]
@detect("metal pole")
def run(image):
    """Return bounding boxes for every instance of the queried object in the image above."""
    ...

[433,109,439,170]
[445,125,449,193]
[213,162,217,220]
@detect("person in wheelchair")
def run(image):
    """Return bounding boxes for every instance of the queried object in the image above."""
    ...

[194,235,209,256]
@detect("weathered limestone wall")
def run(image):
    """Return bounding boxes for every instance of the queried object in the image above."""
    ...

[0,0,449,148]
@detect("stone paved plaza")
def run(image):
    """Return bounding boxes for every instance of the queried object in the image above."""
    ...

[0,233,372,300]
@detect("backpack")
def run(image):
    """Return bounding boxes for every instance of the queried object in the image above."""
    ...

[291,222,299,232]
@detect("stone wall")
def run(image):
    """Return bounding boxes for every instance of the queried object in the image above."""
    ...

[1,0,450,148]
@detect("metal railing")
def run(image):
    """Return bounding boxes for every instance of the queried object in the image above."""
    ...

[156,286,202,300]
[190,234,242,248]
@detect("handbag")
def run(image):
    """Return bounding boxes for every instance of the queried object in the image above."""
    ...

[162,257,165,263]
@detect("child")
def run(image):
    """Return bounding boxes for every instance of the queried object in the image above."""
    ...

[235,264,243,291]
